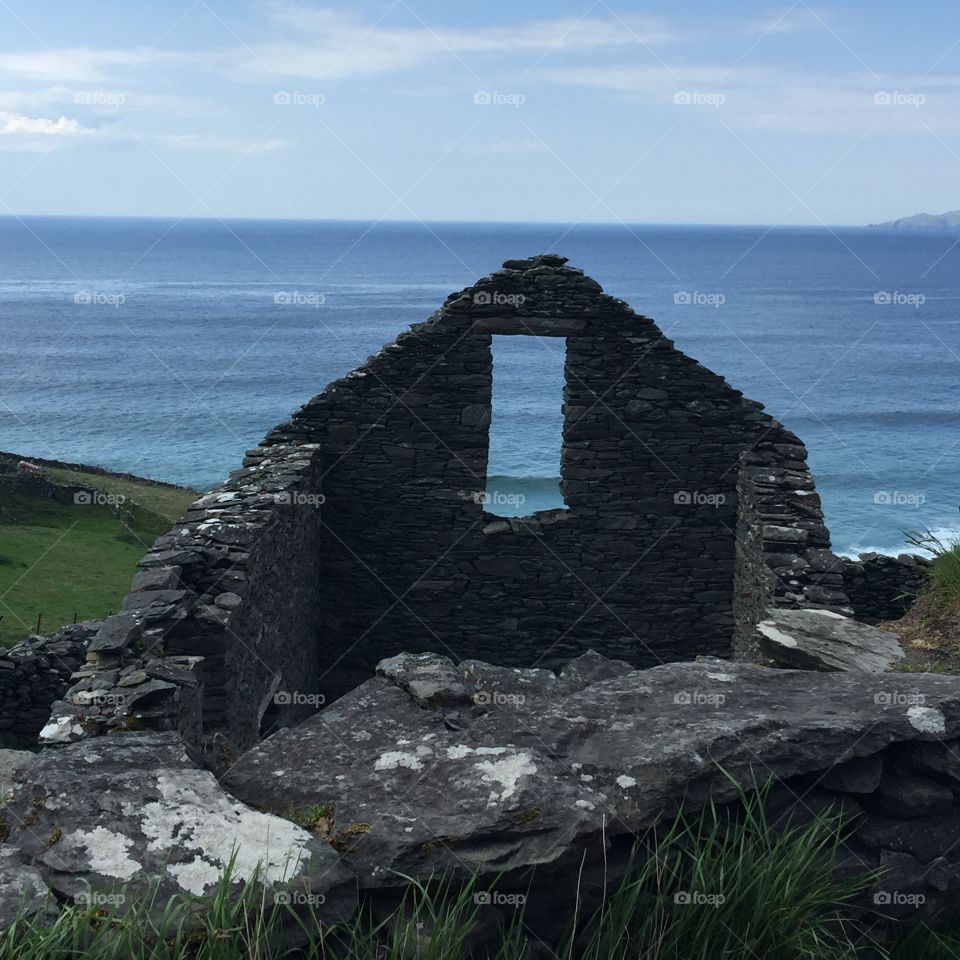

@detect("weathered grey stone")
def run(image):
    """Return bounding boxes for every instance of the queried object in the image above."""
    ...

[376,652,473,708]
[223,654,960,890]
[1,732,356,920]
[471,316,586,336]
[757,608,904,671]
[88,613,142,655]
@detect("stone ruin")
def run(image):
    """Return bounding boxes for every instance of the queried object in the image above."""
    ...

[3,255,953,941]
[4,253,861,751]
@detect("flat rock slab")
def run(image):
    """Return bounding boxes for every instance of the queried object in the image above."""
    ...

[757,608,905,671]
[223,652,960,888]
[0,732,355,920]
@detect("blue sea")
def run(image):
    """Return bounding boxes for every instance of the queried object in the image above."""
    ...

[1,215,958,557]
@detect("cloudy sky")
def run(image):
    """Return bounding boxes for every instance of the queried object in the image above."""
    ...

[0,0,957,224]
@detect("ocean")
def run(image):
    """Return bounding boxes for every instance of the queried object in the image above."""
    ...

[1,215,957,557]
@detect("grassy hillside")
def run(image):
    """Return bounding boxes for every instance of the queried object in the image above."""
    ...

[885,533,960,672]
[0,464,196,646]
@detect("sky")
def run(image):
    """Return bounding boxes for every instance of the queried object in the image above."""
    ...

[0,0,958,224]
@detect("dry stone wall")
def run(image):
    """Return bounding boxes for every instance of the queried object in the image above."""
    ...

[0,626,91,747]
[842,553,932,624]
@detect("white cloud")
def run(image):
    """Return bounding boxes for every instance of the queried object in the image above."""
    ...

[0,86,212,114]
[0,110,92,136]
[214,6,693,82]
[538,64,960,136]
[0,49,176,83]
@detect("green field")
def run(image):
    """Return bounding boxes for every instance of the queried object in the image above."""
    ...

[0,470,196,646]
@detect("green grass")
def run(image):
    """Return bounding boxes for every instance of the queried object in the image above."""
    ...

[43,467,195,527]
[905,530,960,605]
[0,788,905,960]
[0,469,196,646]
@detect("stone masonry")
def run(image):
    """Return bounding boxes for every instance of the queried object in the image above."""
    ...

[26,255,852,753]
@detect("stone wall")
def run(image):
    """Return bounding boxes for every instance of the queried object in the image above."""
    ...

[732,434,850,658]
[0,627,91,748]
[34,254,854,752]
[41,442,327,753]
[842,553,932,624]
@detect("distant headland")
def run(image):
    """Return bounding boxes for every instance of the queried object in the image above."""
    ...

[870,209,960,229]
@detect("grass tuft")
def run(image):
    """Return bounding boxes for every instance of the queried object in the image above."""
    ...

[0,785,907,960]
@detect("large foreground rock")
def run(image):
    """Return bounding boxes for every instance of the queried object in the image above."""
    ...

[223,651,960,911]
[0,732,355,920]
[757,608,905,671]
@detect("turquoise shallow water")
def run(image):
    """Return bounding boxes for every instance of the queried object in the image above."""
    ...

[1,216,958,556]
